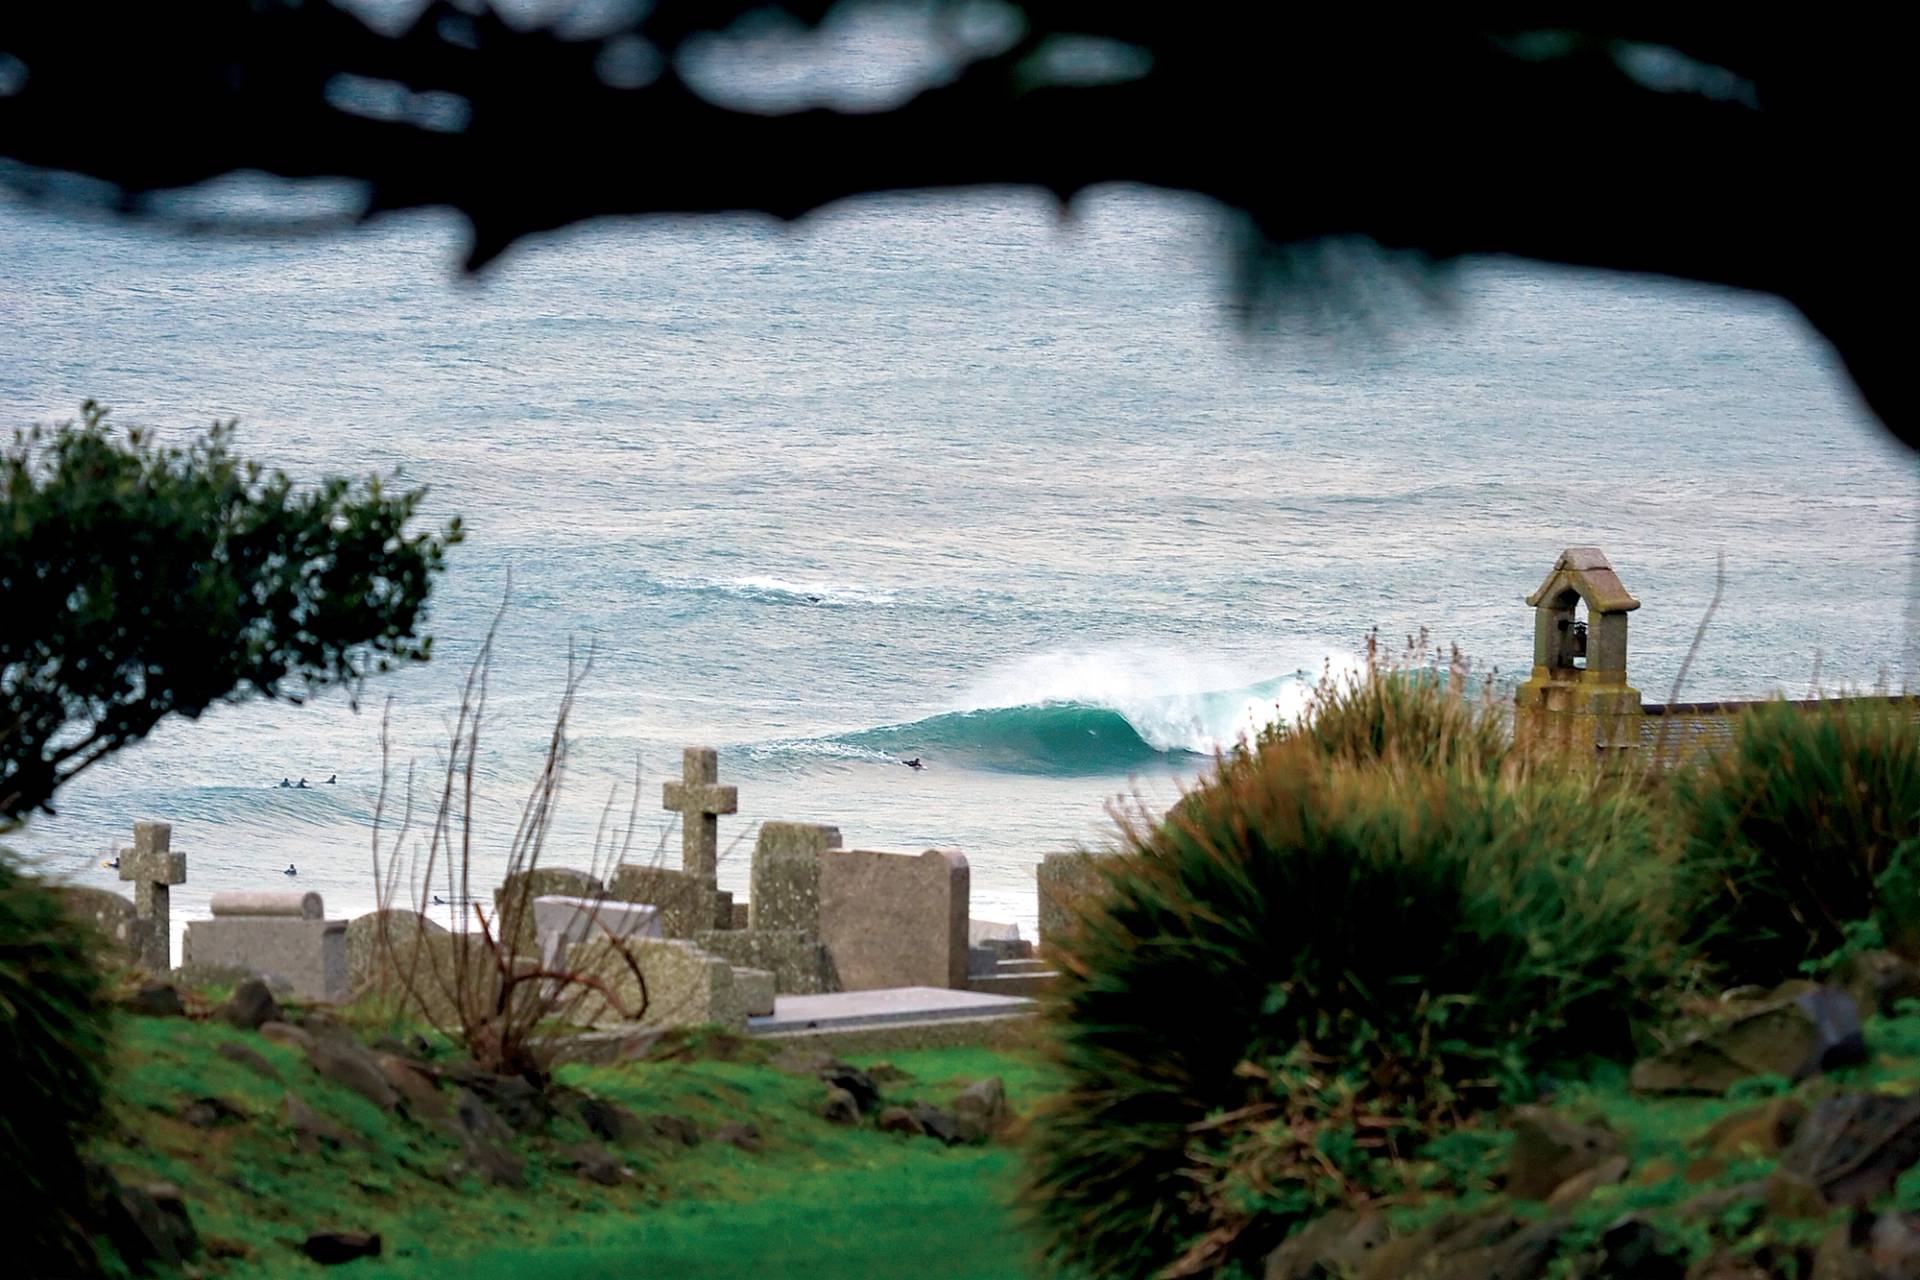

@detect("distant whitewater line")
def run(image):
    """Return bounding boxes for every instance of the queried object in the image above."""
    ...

[747,672,1316,777]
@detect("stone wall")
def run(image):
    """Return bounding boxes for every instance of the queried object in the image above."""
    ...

[1639,696,1920,769]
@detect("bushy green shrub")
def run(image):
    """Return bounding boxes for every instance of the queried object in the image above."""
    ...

[1271,632,1509,773]
[0,850,113,1275]
[1670,697,1920,983]
[1026,740,1669,1279]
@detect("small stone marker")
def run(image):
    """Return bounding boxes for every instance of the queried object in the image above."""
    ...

[182,890,347,1002]
[531,895,663,973]
[118,821,187,972]
[662,747,737,882]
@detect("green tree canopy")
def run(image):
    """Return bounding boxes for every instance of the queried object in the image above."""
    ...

[0,403,461,821]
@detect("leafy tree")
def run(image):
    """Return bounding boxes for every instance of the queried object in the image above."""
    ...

[1,402,461,821]
[0,6,1906,443]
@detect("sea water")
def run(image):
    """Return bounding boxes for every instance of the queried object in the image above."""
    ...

[2,172,1914,941]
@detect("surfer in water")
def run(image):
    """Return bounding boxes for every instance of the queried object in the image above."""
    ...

[278,777,291,788]
[902,756,924,770]
[325,774,337,785]
[296,777,310,789]
[283,864,297,877]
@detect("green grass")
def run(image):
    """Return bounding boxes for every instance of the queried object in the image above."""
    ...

[93,1015,1060,1279]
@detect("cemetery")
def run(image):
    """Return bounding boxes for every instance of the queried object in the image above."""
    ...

[71,746,1054,1053]
[28,549,1920,1279]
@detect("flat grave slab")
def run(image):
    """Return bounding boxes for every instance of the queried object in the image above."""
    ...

[748,985,1034,1035]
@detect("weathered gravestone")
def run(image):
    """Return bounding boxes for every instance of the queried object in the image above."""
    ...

[493,866,605,955]
[662,746,738,882]
[702,822,972,994]
[608,864,732,938]
[182,891,347,1002]
[570,937,754,1032]
[820,847,970,991]
[344,909,449,995]
[531,895,663,972]
[60,885,150,967]
[118,820,187,972]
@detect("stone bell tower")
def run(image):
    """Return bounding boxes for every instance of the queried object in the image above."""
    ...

[1514,547,1643,763]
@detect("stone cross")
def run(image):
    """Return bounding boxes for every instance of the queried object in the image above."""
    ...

[118,820,186,972]
[662,746,737,883]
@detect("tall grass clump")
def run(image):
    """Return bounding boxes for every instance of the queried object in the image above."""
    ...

[1273,629,1509,773]
[1670,696,1920,984]
[0,849,113,1275]
[1027,738,1670,1279]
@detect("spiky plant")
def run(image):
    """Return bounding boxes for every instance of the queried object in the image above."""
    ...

[1274,629,1509,774]
[1027,738,1669,1279]
[0,848,113,1276]
[1670,696,1920,983]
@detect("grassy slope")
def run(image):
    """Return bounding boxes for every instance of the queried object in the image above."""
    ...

[97,1016,1060,1280]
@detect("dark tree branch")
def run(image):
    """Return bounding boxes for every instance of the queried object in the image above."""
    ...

[0,4,1907,439]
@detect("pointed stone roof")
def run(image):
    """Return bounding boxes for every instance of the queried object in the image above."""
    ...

[1526,546,1640,613]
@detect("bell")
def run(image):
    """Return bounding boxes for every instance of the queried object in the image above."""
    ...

[1571,620,1588,662]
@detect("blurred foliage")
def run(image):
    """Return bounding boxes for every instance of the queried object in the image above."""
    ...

[0,848,111,1275]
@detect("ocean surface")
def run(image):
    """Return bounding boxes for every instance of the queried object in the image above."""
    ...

[3,138,1915,943]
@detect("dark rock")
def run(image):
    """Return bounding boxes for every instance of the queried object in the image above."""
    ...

[951,1076,1011,1143]
[644,1113,702,1147]
[1768,1168,1841,1219]
[819,1087,860,1127]
[713,1122,763,1152]
[1507,1108,1621,1201]
[453,1089,515,1145]
[301,1231,383,1265]
[123,981,186,1018]
[820,1065,880,1115]
[876,1106,925,1138]
[559,1142,632,1186]
[258,1020,315,1053]
[218,978,281,1031]
[1545,1154,1629,1207]
[1348,1208,1563,1280]
[1590,1217,1687,1280]
[1264,1210,1388,1280]
[284,1092,359,1154]
[439,1063,549,1131]
[577,1095,641,1144]
[1675,1180,1768,1222]
[1782,1092,1920,1207]
[1812,1221,1877,1280]
[1834,950,1920,1019]
[1631,986,1866,1095]
[305,1039,400,1112]
[94,1174,201,1271]
[456,1135,526,1188]
[216,1040,281,1081]
[769,1046,846,1076]
[375,1053,447,1121]
[181,1096,247,1129]
[911,1103,963,1147]
[1700,1096,1808,1159]
[1870,1210,1920,1278]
